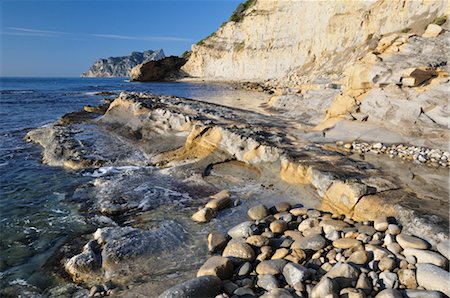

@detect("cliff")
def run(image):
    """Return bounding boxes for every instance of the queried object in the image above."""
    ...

[130,56,187,81]
[182,0,448,82]
[81,49,165,77]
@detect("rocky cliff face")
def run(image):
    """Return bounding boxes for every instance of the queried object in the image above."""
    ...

[81,49,165,77]
[183,0,448,82]
[130,56,187,81]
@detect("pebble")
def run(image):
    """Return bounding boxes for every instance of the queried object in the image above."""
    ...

[396,234,429,250]
[387,224,401,235]
[271,248,289,259]
[358,225,377,236]
[378,256,396,271]
[191,207,215,223]
[436,239,450,260]
[282,263,310,290]
[398,268,417,289]
[379,271,399,289]
[402,248,448,268]
[208,231,229,253]
[292,234,327,251]
[255,259,287,275]
[416,263,450,296]
[310,277,339,298]
[246,235,270,247]
[374,216,389,231]
[274,202,291,213]
[333,238,362,249]
[197,256,234,280]
[260,288,294,298]
[205,193,231,211]
[228,221,256,238]
[325,230,340,241]
[234,287,255,296]
[257,274,279,291]
[325,262,360,287]
[298,218,320,232]
[247,204,269,220]
[375,289,402,298]
[347,250,370,265]
[320,219,349,234]
[237,262,253,276]
[403,289,444,298]
[222,240,255,261]
[269,220,288,234]
[356,272,372,295]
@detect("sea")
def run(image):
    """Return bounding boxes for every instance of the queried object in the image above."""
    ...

[0,77,261,295]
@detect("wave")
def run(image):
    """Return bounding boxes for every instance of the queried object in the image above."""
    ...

[0,90,34,95]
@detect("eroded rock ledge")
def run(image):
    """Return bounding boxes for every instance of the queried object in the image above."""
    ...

[26,92,448,244]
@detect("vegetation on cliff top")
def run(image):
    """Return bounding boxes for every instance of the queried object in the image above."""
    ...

[229,0,256,22]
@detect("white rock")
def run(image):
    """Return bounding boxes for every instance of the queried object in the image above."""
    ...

[311,277,339,298]
[374,216,389,231]
[403,248,448,268]
[436,239,450,260]
[379,271,399,289]
[396,234,429,250]
[282,263,310,289]
[416,263,450,296]
[422,23,443,38]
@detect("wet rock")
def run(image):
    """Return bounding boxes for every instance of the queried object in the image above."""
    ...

[205,190,231,211]
[228,221,256,239]
[192,207,215,223]
[398,269,417,289]
[269,220,288,234]
[403,248,448,268]
[416,263,450,295]
[379,271,399,289]
[255,259,287,275]
[65,241,102,283]
[158,275,222,298]
[282,263,310,290]
[197,256,234,280]
[257,274,279,291]
[311,276,339,298]
[325,262,360,287]
[238,262,253,276]
[292,234,327,251]
[222,240,255,262]
[436,239,450,260]
[247,204,269,220]
[375,289,402,298]
[374,216,389,232]
[208,231,229,253]
[396,234,429,250]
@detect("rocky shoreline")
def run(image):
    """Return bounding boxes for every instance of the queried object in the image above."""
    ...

[159,203,450,298]
[22,90,449,297]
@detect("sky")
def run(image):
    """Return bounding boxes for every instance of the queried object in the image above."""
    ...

[0,0,240,77]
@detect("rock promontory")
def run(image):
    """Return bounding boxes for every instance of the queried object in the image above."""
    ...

[81,49,165,77]
[129,56,187,81]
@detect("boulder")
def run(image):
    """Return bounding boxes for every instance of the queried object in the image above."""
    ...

[130,56,187,82]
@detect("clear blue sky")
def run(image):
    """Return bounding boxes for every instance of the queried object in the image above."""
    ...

[0,0,240,77]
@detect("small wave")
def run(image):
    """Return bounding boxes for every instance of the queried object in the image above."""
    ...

[0,90,34,95]
[82,165,151,177]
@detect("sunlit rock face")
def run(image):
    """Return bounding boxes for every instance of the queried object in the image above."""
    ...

[81,49,165,77]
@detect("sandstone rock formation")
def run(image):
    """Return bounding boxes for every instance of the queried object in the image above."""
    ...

[129,56,187,81]
[81,49,165,77]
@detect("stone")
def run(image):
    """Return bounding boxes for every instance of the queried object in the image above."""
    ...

[292,234,327,251]
[398,269,417,289]
[228,221,255,238]
[270,220,288,234]
[260,288,294,298]
[290,207,308,216]
[365,244,391,261]
[333,238,362,249]
[325,262,360,287]
[302,226,323,237]
[401,68,436,87]
[223,281,238,294]
[271,248,289,259]
[208,231,229,253]
[197,256,234,280]
[416,263,450,295]
[257,246,273,261]
[347,250,370,265]
[358,225,377,236]
[403,248,448,268]
[375,289,402,298]
[307,209,321,218]
[257,274,279,291]
[387,224,401,235]
[222,240,255,262]
[289,248,307,263]
[325,230,341,241]
[238,262,253,276]
[379,256,396,272]
[233,287,255,296]
[246,235,270,247]
[422,23,443,38]
[284,230,304,242]
[374,216,389,231]
[192,207,215,223]
[386,243,402,255]
[255,259,287,275]
[311,277,339,298]
[403,289,444,298]
[340,288,365,298]
[379,271,399,289]
[205,190,231,211]
[247,204,269,220]
[356,273,372,295]
[282,263,310,289]
[396,234,429,250]
[437,239,450,260]
[298,218,320,232]
[274,202,291,212]
[158,276,222,298]
[275,212,293,222]
[320,219,349,234]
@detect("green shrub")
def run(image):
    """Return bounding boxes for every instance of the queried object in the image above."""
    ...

[401,28,411,33]
[434,16,447,26]
[229,0,256,23]
[196,32,216,46]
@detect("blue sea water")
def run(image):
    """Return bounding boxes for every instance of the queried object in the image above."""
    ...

[0,77,245,293]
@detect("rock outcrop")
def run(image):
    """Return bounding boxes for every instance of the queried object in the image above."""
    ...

[129,56,187,81]
[81,49,165,77]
